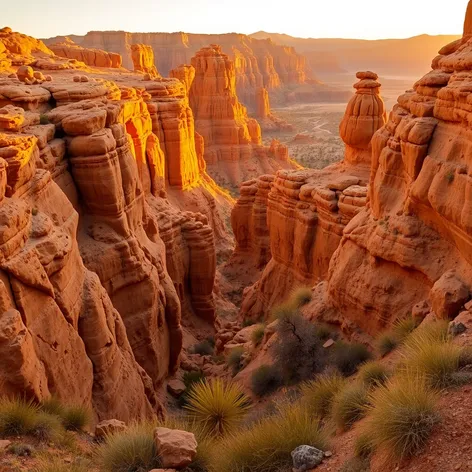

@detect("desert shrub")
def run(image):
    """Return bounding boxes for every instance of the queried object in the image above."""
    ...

[9,442,35,456]
[331,383,369,430]
[0,398,39,436]
[339,457,370,472]
[273,309,326,383]
[354,432,374,459]
[251,324,266,346]
[300,372,346,418]
[243,319,256,327]
[61,405,90,432]
[392,316,418,341]
[192,340,214,356]
[29,411,63,441]
[211,403,327,472]
[459,346,472,367]
[185,379,251,436]
[401,323,461,389]
[290,287,313,308]
[40,397,65,417]
[364,374,439,460]
[251,365,282,398]
[358,361,390,388]
[227,346,245,375]
[332,342,372,376]
[39,114,50,125]
[98,421,160,472]
[183,371,206,389]
[376,332,398,357]
[315,323,334,341]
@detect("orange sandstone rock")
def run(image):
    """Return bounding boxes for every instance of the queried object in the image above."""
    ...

[131,44,159,77]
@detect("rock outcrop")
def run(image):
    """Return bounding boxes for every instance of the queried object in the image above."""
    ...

[189,45,297,189]
[49,39,122,68]
[235,72,385,320]
[131,44,159,77]
[255,87,293,132]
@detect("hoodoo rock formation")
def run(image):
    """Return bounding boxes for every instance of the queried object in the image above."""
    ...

[131,44,159,77]
[235,72,386,320]
[189,45,297,188]
[0,26,235,421]
[255,86,293,132]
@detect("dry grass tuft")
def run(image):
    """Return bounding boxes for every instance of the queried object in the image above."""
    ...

[331,383,369,430]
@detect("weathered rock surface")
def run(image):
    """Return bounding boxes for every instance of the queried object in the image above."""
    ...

[95,419,127,439]
[131,44,159,77]
[292,445,324,471]
[154,427,197,468]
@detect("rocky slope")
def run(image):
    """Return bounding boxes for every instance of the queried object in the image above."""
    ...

[0,28,237,422]
[233,71,386,320]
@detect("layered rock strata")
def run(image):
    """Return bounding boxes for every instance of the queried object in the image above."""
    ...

[131,44,159,77]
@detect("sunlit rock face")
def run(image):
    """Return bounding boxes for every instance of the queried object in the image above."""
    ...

[235,72,384,320]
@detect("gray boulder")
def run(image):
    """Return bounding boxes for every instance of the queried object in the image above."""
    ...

[291,445,324,471]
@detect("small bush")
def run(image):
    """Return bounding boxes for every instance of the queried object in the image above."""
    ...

[39,114,50,125]
[301,372,346,418]
[192,340,214,356]
[9,443,35,457]
[331,383,369,430]
[332,342,372,376]
[61,405,90,432]
[98,422,160,472]
[358,361,390,388]
[377,333,398,357]
[29,411,63,441]
[183,370,205,389]
[251,324,265,346]
[243,319,256,327]
[392,316,418,341]
[0,398,39,436]
[364,374,439,460]
[185,379,251,436]
[354,432,374,458]
[40,397,65,417]
[273,309,326,383]
[403,320,450,347]
[315,323,334,341]
[290,287,313,308]
[251,365,282,398]
[211,403,327,472]
[227,346,245,375]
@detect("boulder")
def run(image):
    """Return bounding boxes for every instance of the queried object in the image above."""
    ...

[167,379,186,397]
[95,419,127,439]
[291,445,324,471]
[430,271,470,319]
[154,427,197,469]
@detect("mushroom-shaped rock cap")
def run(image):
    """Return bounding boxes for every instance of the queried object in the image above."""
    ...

[464,0,472,38]
[356,71,378,80]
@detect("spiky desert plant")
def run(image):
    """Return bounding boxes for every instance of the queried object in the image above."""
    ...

[40,396,66,417]
[300,372,346,418]
[358,361,390,388]
[0,397,39,436]
[353,432,374,459]
[251,324,266,346]
[185,378,251,436]
[364,373,439,460]
[331,382,369,430]
[98,421,160,472]
[211,403,327,472]
[392,316,418,341]
[61,405,91,432]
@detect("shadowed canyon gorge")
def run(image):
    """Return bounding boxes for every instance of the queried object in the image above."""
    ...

[1,1,472,471]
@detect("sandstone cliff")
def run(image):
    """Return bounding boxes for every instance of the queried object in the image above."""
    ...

[235,72,386,320]
[189,45,298,189]
[131,44,159,77]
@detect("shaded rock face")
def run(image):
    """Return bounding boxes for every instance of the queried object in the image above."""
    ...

[0,43,233,420]
[189,45,297,188]
[131,44,159,77]
[43,31,308,107]
[324,3,472,334]
[236,73,382,320]
[49,39,122,68]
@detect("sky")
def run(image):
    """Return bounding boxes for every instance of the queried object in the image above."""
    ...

[1,0,468,40]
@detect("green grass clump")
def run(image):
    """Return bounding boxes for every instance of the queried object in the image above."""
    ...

[376,332,399,357]
[358,361,390,388]
[331,383,369,430]
[192,340,214,356]
[364,374,439,460]
[61,405,90,432]
[40,397,66,417]
[354,432,374,459]
[39,114,50,125]
[290,287,313,308]
[332,342,372,376]
[98,422,160,472]
[392,316,418,341]
[227,346,245,375]
[251,365,282,398]
[300,372,346,418]
[211,403,327,472]
[9,442,35,456]
[185,379,251,437]
[183,371,205,389]
[0,398,39,436]
[251,324,266,346]
[29,411,63,441]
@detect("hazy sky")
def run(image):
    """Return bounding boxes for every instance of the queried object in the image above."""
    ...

[2,0,468,39]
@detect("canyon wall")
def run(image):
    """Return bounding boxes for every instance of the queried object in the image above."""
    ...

[189,45,298,189]
[235,72,386,320]
[0,27,234,421]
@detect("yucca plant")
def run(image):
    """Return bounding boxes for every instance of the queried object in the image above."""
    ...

[331,382,370,430]
[364,373,439,460]
[211,403,327,472]
[98,421,160,472]
[301,372,346,418]
[358,361,390,388]
[185,379,251,436]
